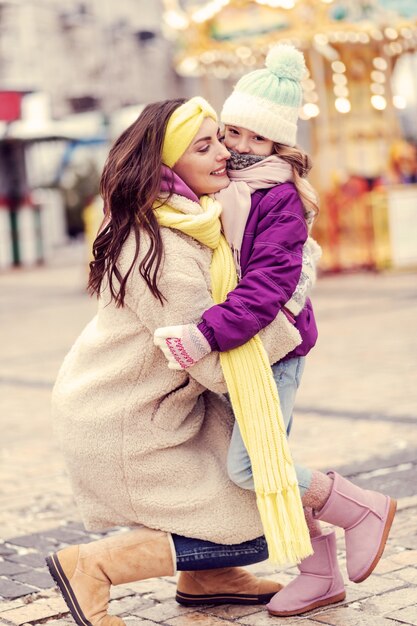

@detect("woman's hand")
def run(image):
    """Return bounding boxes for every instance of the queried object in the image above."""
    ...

[154,324,212,370]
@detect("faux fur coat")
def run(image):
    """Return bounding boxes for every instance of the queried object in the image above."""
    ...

[51,193,301,544]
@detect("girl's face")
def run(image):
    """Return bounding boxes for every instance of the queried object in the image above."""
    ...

[224,125,274,157]
[173,118,231,197]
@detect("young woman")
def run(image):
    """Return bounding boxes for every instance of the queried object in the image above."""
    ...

[46,97,297,626]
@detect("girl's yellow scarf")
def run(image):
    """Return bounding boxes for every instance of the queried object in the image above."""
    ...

[155,195,312,564]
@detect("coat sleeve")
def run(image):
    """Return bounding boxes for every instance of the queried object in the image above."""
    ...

[198,186,308,352]
[123,245,229,394]
[123,238,300,394]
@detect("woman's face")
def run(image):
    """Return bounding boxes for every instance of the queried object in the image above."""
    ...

[224,125,274,156]
[173,117,230,196]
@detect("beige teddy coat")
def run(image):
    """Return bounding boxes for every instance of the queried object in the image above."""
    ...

[51,194,301,544]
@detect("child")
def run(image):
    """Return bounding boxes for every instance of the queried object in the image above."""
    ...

[155,45,396,616]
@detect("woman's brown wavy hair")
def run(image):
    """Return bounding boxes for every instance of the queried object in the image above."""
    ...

[87,98,186,306]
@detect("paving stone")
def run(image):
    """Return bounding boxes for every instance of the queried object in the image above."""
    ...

[0,545,18,557]
[390,550,417,567]
[236,609,321,625]
[0,561,30,576]
[109,596,156,616]
[394,568,417,585]
[12,569,54,589]
[0,579,37,600]
[387,606,417,625]
[0,598,26,613]
[0,596,68,624]
[6,553,47,569]
[374,557,412,575]
[6,534,60,552]
[312,606,404,625]
[123,617,167,626]
[42,528,88,544]
[202,603,262,620]
[133,600,193,621]
[359,586,417,616]
[165,612,237,626]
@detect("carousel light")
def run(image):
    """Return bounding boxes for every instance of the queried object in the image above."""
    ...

[393,95,407,109]
[371,30,383,41]
[335,97,351,113]
[401,28,412,39]
[331,60,346,73]
[358,33,370,44]
[192,0,230,24]
[303,103,320,118]
[201,51,217,64]
[212,65,231,79]
[371,95,387,110]
[177,57,203,77]
[347,32,359,43]
[163,10,189,30]
[236,46,252,59]
[371,70,386,83]
[314,33,329,46]
[334,85,349,97]
[384,27,398,40]
[320,0,334,3]
[371,83,385,95]
[390,42,403,54]
[304,91,319,103]
[302,78,316,91]
[332,73,347,85]
[373,57,388,71]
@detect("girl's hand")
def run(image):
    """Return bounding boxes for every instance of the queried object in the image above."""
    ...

[154,324,212,370]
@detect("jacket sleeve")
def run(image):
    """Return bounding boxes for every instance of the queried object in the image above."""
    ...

[198,186,308,352]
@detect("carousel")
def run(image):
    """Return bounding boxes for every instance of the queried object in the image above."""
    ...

[162,0,417,271]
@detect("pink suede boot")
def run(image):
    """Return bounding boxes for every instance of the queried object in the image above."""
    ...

[267,531,345,617]
[313,471,397,583]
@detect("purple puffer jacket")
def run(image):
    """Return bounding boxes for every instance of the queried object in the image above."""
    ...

[197,182,318,360]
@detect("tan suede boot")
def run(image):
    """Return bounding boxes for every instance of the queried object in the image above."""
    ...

[176,567,283,606]
[46,527,174,626]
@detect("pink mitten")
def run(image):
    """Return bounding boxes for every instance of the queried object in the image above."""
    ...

[154,324,212,370]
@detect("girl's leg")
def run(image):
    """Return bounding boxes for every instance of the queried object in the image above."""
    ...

[172,534,282,606]
[227,357,314,497]
[302,470,396,583]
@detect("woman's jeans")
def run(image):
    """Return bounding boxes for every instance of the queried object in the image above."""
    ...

[227,356,312,496]
[172,534,268,570]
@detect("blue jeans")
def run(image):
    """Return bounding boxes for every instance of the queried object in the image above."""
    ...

[172,534,268,570]
[227,356,312,496]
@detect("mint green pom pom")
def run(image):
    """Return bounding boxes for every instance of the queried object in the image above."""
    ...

[265,44,306,81]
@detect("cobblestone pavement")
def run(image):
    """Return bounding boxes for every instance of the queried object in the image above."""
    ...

[1,242,417,625]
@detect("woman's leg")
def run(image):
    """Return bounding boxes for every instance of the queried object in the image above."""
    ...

[46,527,175,626]
[173,534,282,606]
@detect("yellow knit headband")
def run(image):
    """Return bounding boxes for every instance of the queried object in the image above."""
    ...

[162,96,217,168]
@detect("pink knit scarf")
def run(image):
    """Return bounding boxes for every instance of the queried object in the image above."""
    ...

[215,156,293,276]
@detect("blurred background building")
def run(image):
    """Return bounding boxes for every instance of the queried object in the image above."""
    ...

[0,0,416,272]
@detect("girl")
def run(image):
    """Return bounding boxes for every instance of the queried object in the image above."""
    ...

[154,46,396,617]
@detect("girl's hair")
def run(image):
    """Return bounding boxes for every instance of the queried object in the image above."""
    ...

[88,98,186,306]
[274,143,319,221]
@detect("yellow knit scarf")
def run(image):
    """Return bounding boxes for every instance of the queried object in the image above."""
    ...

[155,195,312,564]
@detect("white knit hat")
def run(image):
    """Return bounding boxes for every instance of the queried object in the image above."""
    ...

[221,44,306,147]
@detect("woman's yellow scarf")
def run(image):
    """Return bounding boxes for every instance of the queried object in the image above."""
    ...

[155,196,312,565]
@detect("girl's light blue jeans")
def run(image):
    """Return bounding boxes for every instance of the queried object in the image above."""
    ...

[227,356,312,496]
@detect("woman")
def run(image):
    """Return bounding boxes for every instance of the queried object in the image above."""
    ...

[46,97,300,626]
